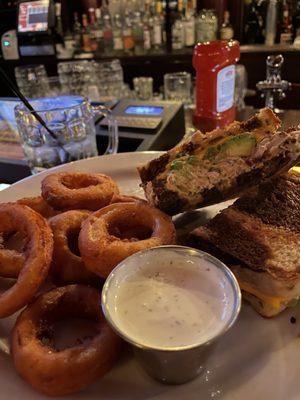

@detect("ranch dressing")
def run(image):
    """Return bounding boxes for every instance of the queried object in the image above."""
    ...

[104,248,237,349]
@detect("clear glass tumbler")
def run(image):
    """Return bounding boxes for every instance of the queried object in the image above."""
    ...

[95,59,125,101]
[58,61,97,98]
[164,72,192,104]
[133,77,153,100]
[15,96,118,174]
[15,64,50,99]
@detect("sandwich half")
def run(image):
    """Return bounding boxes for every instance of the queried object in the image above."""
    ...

[188,170,300,317]
[138,108,300,215]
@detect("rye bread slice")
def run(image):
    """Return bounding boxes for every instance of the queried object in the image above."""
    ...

[189,173,300,281]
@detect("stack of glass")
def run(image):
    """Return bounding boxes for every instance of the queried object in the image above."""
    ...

[15,65,50,99]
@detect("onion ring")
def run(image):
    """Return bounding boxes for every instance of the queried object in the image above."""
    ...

[79,202,176,278]
[41,172,119,211]
[49,210,100,286]
[17,196,59,219]
[11,285,121,396]
[0,204,53,318]
[0,231,26,278]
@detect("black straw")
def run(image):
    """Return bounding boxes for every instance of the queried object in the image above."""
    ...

[0,66,70,161]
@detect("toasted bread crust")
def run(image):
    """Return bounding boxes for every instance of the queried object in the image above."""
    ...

[189,174,300,281]
[143,149,299,215]
[138,109,299,215]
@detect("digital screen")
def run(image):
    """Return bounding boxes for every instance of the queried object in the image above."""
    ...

[125,106,164,116]
[18,0,49,33]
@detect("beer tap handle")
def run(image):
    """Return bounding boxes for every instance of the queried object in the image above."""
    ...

[256,54,291,112]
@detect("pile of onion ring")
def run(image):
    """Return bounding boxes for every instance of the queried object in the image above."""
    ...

[0,171,176,396]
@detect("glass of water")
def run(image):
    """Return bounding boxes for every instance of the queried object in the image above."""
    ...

[15,96,118,174]
[164,72,192,105]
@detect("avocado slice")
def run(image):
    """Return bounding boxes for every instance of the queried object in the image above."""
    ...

[204,134,256,160]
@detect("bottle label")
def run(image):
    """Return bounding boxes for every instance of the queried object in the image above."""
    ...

[94,30,103,39]
[217,65,235,113]
[220,27,234,40]
[280,32,292,44]
[185,23,195,46]
[114,36,124,50]
[153,25,162,45]
[144,29,151,49]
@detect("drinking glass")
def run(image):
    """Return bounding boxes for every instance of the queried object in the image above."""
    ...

[164,72,192,104]
[95,60,125,101]
[133,77,153,100]
[15,96,118,174]
[15,64,50,99]
[58,61,97,99]
[235,64,248,111]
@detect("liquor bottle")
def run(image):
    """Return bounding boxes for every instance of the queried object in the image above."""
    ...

[153,0,163,50]
[172,0,185,50]
[55,2,65,56]
[82,14,92,53]
[88,8,98,52]
[143,3,152,51]
[265,0,277,45]
[244,0,264,44]
[292,1,300,41]
[123,12,135,52]
[64,29,76,57]
[280,0,292,44]
[103,14,114,54]
[196,9,218,43]
[184,0,196,47]
[132,11,144,54]
[73,12,82,54]
[95,8,105,54]
[220,10,234,40]
[113,14,124,52]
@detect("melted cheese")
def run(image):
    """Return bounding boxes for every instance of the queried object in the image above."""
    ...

[238,281,286,309]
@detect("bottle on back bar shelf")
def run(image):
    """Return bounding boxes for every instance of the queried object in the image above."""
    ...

[95,8,105,54]
[244,0,264,44]
[153,1,163,50]
[292,1,300,41]
[55,2,65,57]
[143,3,152,51]
[103,14,114,54]
[280,0,292,44]
[265,0,277,45]
[132,11,144,54]
[123,12,135,52]
[172,0,185,50]
[184,0,196,47]
[220,10,234,40]
[73,12,82,54]
[82,14,92,53]
[113,14,124,52]
[88,8,98,52]
[196,9,218,43]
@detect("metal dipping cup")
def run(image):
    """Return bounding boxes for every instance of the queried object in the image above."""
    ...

[101,246,241,385]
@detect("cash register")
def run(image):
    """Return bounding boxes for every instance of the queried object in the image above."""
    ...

[97,99,185,153]
[17,0,55,57]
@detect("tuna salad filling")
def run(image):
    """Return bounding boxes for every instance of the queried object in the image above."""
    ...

[160,131,299,207]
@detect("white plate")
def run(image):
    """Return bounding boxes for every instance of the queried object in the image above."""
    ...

[0,152,299,400]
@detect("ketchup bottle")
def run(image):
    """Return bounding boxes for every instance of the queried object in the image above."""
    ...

[193,40,240,132]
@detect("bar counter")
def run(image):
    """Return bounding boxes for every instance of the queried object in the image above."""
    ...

[0,106,299,185]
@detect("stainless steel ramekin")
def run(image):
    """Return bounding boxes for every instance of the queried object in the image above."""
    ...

[102,245,241,384]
